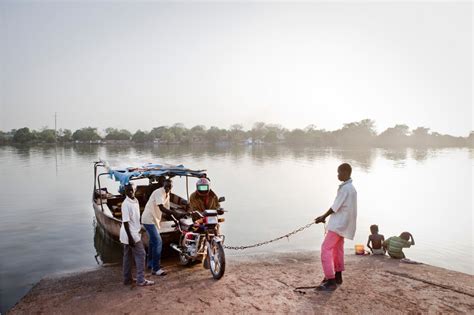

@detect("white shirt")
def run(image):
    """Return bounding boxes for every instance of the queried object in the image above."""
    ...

[119,197,142,245]
[327,179,357,240]
[141,187,170,227]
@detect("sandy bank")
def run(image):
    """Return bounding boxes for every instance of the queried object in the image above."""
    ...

[9,251,474,314]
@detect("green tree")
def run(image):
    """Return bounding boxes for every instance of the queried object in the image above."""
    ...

[264,130,278,143]
[38,128,57,143]
[285,129,307,145]
[468,131,474,147]
[189,125,207,143]
[305,124,324,145]
[377,124,410,146]
[132,130,148,143]
[72,127,101,142]
[0,131,9,144]
[334,119,377,146]
[161,130,176,143]
[13,127,35,143]
[169,123,187,143]
[411,127,431,146]
[206,126,227,143]
[229,124,245,143]
[149,126,169,142]
[104,128,131,140]
[250,122,267,141]
[59,129,72,142]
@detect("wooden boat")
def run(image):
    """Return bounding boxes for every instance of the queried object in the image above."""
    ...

[92,161,207,246]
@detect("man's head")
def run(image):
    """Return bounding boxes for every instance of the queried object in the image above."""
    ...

[196,177,210,196]
[124,183,135,199]
[163,179,173,193]
[157,176,166,187]
[337,163,352,182]
[370,224,379,235]
[400,232,411,241]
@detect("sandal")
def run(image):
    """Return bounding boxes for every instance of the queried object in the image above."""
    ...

[137,279,155,286]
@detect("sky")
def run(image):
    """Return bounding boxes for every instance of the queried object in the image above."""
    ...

[0,1,472,136]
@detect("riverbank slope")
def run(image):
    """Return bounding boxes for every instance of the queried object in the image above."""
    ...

[9,251,474,314]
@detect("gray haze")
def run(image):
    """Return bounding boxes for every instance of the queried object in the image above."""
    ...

[0,1,472,136]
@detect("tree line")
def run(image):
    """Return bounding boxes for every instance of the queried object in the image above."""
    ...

[1,120,473,147]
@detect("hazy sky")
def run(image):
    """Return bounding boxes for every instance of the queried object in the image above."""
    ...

[0,1,472,136]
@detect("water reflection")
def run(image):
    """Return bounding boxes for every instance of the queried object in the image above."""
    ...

[381,148,408,167]
[72,144,100,158]
[93,222,122,265]
[10,144,447,174]
[11,145,32,161]
[331,148,376,171]
[98,144,380,169]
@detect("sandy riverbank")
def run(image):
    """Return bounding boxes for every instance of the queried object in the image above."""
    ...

[9,251,474,314]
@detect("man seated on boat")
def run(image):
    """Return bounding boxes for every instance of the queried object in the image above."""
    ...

[189,178,221,215]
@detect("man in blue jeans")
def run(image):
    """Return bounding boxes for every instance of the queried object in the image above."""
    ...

[141,179,175,276]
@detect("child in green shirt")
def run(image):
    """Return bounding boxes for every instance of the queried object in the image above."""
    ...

[383,232,415,259]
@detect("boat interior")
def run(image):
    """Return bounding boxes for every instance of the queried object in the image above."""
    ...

[94,183,188,220]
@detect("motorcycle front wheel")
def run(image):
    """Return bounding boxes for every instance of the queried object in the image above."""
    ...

[207,240,225,280]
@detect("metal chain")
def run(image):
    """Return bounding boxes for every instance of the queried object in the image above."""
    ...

[224,221,321,250]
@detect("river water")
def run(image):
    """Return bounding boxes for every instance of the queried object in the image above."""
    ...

[0,144,472,312]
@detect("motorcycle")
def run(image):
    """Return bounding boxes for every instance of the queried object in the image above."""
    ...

[169,198,226,280]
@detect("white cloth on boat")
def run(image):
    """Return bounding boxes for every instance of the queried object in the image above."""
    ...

[327,179,357,240]
[142,187,170,228]
[119,196,141,244]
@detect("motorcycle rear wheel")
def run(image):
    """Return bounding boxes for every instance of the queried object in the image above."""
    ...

[207,240,225,280]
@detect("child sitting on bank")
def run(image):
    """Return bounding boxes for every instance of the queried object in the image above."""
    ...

[367,224,385,255]
[383,232,415,259]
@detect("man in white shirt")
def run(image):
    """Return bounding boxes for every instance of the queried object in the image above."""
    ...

[141,179,174,276]
[120,184,154,286]
[315,163,357,291]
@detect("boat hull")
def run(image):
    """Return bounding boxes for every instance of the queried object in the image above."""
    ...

[93,202,180,248]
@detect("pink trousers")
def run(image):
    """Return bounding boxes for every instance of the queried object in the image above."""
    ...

[321,230,345,279]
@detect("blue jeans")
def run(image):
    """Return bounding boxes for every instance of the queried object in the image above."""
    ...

[144,224,162,272]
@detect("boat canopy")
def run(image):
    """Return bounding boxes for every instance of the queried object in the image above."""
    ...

[105,162,207,186]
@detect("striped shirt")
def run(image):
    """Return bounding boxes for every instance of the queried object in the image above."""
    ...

[384,236,412,259]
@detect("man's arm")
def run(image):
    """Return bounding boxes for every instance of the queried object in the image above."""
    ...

[124,222,135,247]
[159,204,174,216]
[315,208,334,224]
[367,236,372,251]
[121,203,134,247]
[315,187,349,224]
[409,233,415,245]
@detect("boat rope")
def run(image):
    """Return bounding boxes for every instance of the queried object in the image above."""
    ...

[224,221,326,250]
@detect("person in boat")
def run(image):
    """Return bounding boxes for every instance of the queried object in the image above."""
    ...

[120,183,154,286]
[314,163,357,291]
[367,224,385,255]
[383,232,415,259]
[189,177,221,214]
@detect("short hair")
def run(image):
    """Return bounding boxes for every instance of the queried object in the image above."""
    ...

[124,183,134,193]
[370,224,378,233]
[164,179,172,185]
[400,232,411,241]
[338,163,352,176]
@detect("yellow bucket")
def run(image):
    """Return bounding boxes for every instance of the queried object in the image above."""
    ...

[355,244,365,255]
